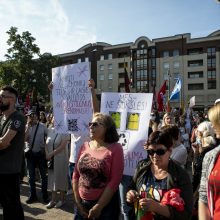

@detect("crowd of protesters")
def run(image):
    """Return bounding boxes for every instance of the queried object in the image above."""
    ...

[1,82,220,220]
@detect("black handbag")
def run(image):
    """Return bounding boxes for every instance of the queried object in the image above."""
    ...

[24,122,39,159]
[47,158,54,169]
[47,133,58,170]
[24,146,33,159]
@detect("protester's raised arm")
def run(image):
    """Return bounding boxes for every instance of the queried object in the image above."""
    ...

[88,79,100,113]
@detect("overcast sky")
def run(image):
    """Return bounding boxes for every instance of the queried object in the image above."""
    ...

[0,0,220,60]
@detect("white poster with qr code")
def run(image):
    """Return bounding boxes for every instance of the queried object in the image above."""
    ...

[52,62,93,135]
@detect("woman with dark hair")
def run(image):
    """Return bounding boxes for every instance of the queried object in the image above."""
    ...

[39,111,47,124]
[72,112,124,220]
[126,130,193,220]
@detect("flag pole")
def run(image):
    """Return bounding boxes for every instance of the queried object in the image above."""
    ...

[179,84,182,112]
[167,69,171,112]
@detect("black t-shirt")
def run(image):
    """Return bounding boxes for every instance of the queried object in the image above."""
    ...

[0,111,25,174]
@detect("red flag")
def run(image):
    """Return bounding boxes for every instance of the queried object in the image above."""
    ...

[157,81,167,112]
[24,93,31,114]
[124,67,130,93]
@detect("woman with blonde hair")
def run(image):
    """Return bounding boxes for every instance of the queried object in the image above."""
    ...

[191,121,216,219]
[161,112,174,127]
[199,104,220,219]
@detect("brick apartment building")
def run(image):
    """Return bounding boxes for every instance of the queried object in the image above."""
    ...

[58,30,220,110]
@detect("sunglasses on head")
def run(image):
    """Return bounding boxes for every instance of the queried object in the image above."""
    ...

[147,148,167,156]
[88,122,103,127]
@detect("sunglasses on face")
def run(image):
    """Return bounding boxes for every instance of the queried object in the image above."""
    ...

[147,148,167,156]
[88,122,104,128]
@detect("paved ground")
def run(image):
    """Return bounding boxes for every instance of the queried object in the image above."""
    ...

[0,178,75,220]
[0,164,192,220]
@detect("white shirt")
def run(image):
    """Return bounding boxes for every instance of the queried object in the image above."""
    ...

[69,134,89,163]
[171,143,187,167]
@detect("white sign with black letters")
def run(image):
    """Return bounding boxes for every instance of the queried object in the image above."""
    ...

[52,62,92,135]
[101,92,153,176]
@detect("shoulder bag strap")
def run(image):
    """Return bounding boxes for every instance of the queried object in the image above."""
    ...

[30,122,40,150]
[51,133,58,158]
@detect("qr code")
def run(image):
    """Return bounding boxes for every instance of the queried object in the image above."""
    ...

[67,119,79,132]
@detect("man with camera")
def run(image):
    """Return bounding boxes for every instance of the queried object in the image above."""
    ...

[25,109,48,204]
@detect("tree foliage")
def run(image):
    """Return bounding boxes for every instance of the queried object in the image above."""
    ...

[0,26,60,103]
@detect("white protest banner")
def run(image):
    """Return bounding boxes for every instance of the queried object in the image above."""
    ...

[189,96,195,107]
[101,92,153,176]
[52,62,92,135]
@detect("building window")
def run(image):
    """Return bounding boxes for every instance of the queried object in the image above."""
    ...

[208,81,216,89]
[188,60,203,67]
[137,49,147,58]
[77,58,81,63]
[119,72,125,78]
[163,62,170,69]
[151,48,156,57]
[151,59,156,67]
[108,81,112,90]
[108,73,113,80]
[85,57,89,62]
[207,47,216,56]
[137,70,141,79]
[188,83,204,90]
[100,65,104,71]
[152,69,156,78]
[173,61,180,69]
[188,71,203,78]
[140,59,144,66]
[99,74,104,80]
[208,58,216,68]
[163,51,169,57]
[208,70,216,80]
[108,54,112,59]
[173,49,179,56]
[143,70,147,78]
[100,55,104,60]
[118,62,127,68]
[108,64,112,70]
[136,80,148,91]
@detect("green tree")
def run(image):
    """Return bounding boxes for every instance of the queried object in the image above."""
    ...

[34,52,61,103]
[4,26,40,96]
[0,26,60,104]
